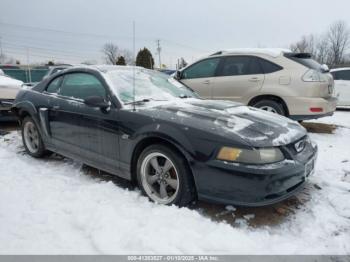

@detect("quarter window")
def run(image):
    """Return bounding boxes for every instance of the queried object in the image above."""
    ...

[182,58,220,79]
[258,58,283,74]
[46,76,62,93]
[217,56,263,76]
[59,73,107,100]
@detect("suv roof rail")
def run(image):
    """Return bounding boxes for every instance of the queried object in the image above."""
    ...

[209,48,291,58]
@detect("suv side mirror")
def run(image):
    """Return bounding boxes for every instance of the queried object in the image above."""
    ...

[84,96,110,109]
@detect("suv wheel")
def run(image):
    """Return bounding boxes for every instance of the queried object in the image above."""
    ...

[252,99,286,116]
[136,144,196,206]
[22,116,47,158]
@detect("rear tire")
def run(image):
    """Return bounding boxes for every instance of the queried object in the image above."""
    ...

[136,144,196,207]
[252,99,286,116]
[21,116,47,158]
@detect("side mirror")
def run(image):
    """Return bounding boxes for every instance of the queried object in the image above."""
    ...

[84,96,110,109]
[321,64,330,73]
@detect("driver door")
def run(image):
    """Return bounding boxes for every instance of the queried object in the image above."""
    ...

[48,72,120,173]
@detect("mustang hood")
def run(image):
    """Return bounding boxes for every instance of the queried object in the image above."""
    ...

[140,99,306,147]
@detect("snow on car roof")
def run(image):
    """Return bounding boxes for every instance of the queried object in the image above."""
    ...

[0,75,23,86]
[330,67,350,72]
[211,48,292,58]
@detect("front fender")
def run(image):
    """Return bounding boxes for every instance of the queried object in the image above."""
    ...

[11,100,38,122]
[131,122,196,159]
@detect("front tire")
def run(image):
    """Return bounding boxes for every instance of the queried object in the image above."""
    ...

[21,116,46,158]
[252,99,286,116]
[136,144,196,206]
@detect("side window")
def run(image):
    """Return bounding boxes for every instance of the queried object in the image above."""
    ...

[333,70,350,80]
[258,58,283,74]
[217,56,263,77]
[46,76,62,93]
[59,73,106,100]
[182,58,220,79]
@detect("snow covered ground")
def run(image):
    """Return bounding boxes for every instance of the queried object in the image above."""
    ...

[0,111,349,254]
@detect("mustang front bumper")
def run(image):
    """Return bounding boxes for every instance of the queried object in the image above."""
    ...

[191,141,317,206]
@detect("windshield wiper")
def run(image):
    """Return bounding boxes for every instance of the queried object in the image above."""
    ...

[124,98,169,105]
[124,98,152,105]
[178,94,192,99]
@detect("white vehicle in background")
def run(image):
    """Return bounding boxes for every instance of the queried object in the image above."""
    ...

[330,68,350,106]
[0,69,24,121]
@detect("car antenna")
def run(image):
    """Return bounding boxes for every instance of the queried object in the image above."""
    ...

[132,20,136,112]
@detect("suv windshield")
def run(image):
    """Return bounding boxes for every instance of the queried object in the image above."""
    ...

[105,68,197,103]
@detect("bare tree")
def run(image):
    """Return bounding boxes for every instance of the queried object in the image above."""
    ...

[102,43,119,64]
[315,35,331,64]
[290,34,316,56]
[0,53,15,64]
[120,49,133,65]
[327,20,350,66]
[101,43,133,65]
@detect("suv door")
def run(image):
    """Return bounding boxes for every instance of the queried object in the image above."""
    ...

[179,57,220,98]
[212,56,264,102]
[48,72,120,173]
[332,70,350,106]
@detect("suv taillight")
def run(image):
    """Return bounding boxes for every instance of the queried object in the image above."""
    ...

[302,69,327,82]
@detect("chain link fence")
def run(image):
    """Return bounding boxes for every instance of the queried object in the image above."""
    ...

[2,69,48,83]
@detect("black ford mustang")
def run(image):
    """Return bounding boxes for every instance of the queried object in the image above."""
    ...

[12,66,317,206]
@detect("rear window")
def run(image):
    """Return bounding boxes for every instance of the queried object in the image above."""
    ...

[284,53,322,71]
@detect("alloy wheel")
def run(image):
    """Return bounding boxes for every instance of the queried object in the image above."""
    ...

[140,152,180,204]
[260,106,278,114]
[23,121,40,153]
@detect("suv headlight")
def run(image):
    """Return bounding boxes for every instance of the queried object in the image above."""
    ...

[217,147,284,164]
[302,69,327,82]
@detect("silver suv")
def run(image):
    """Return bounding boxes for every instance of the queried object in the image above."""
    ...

[176,49,337,120]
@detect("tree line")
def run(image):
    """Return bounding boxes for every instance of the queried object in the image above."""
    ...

[290,20,350,67]
[101,43,155,68]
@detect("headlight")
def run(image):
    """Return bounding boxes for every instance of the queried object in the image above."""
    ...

[302,69,327,82]
[217,147,284,164]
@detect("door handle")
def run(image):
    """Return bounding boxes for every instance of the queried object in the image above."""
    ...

[202,80,210,84]
[249,77,260,82]
[52,105,60,110]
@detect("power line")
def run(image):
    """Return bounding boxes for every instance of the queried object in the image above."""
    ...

[0,32,107,52]
[2,41,99,57]
[3,45,91,60]
[0,21,152,41]
[0,22,208,53]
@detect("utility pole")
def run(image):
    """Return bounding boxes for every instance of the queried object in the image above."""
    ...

[156,39,161,69]
[0,36,3,64]
[26,47,32,83]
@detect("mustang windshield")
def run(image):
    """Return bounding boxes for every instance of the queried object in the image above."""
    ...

[105,68,196,104]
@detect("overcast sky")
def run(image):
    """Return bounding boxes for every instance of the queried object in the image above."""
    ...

[1,0,350,68]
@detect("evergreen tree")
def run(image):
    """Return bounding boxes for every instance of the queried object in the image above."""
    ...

[116,56,126,65]
[136,48,154,69]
